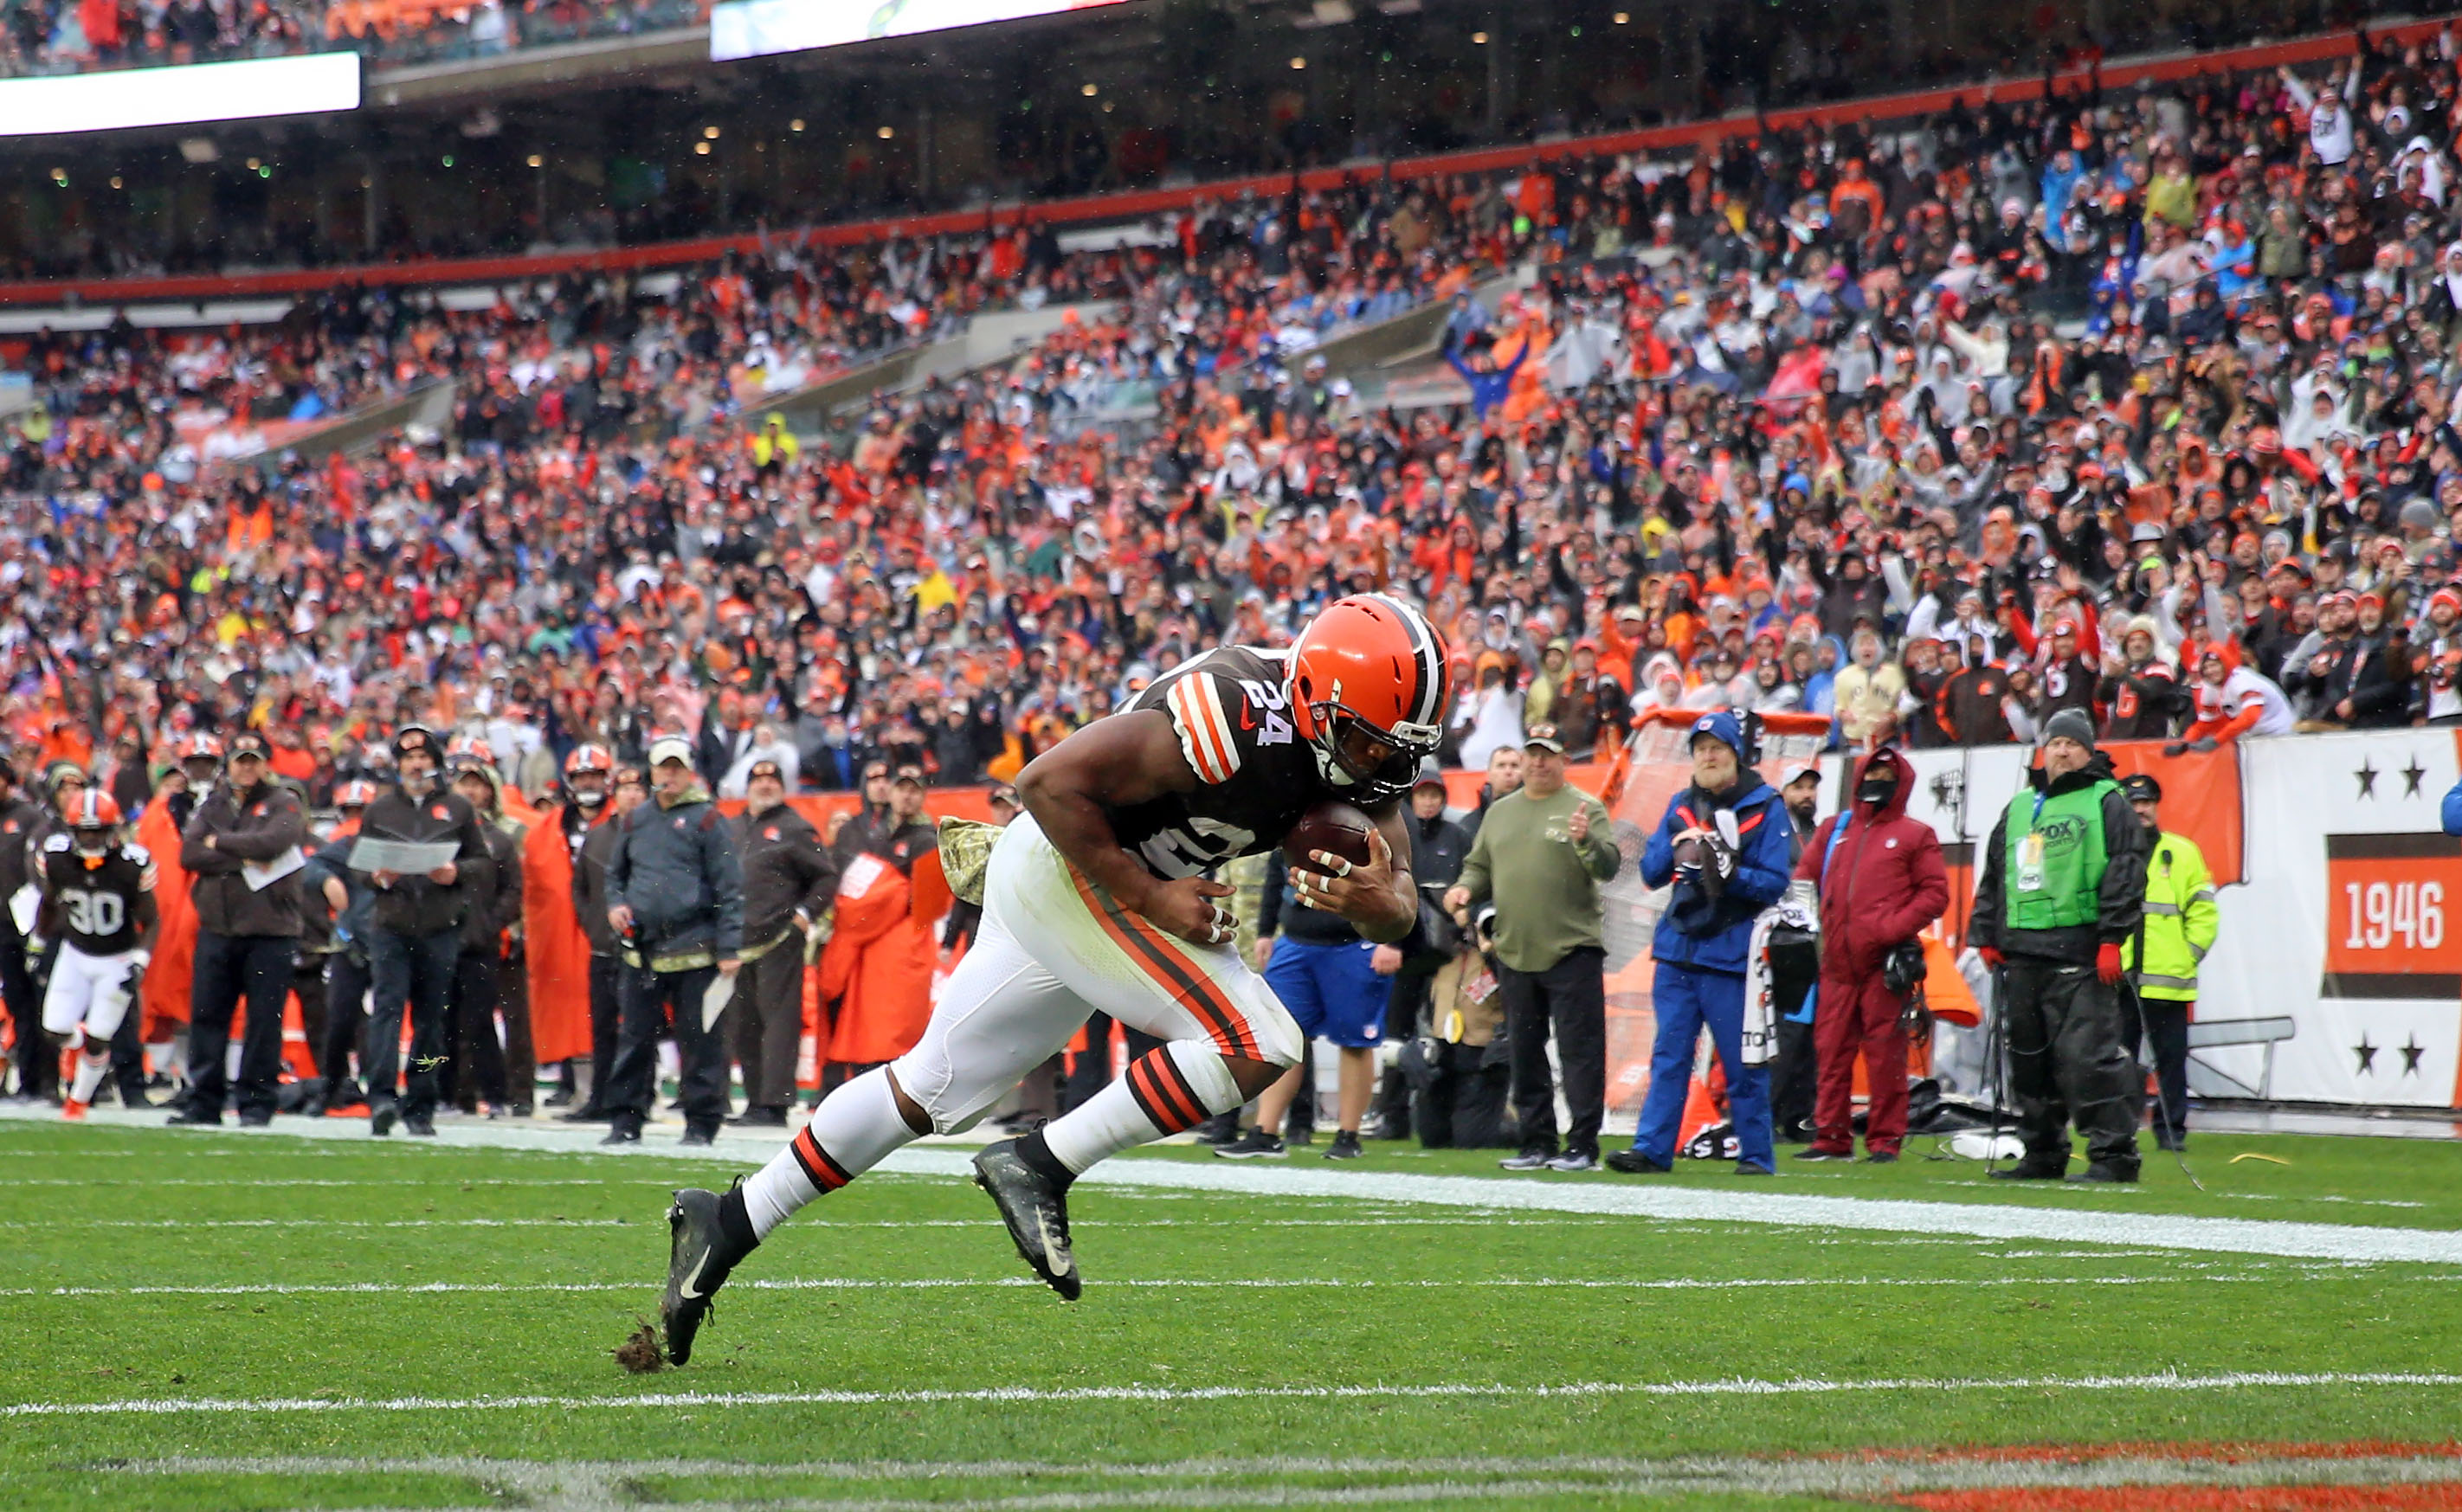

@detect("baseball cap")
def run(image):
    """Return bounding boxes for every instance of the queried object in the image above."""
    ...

[2121,772,2162,803]
[987,782,1021,810]
[392,724,436,759]
[228,731,270,761]
[647,737,695,769]
[892,763,925,788]
[1524,724,1565,754]
[1782,762,1821,788]
[746,758,785,782]
[1411,757,1448,792]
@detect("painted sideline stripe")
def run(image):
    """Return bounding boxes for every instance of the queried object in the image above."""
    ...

[14,1370,2462,1419]
[88,1453,2462,1511]
[12,1103,2462,1265]
[0,1273,2319,1300]
[904,1152,2462,1265]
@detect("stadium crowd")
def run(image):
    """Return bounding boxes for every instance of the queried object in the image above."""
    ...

[3,31,2462,1110]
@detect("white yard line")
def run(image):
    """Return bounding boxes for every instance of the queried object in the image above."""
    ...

[0,1273,2303,1300]
[109,1448,2462,1484]
[15,1369,2462,1419]
[10,1103,2462,1265]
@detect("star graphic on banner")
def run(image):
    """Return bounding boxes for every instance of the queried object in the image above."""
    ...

[2403,757,2428,799]
[2401,1037,2427,1076]
[2354,1037,2379,1075]
[2356,758,2380,800]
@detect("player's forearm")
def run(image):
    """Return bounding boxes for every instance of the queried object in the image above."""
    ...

[1357,870,1416,943]
[1022,778,1155,914]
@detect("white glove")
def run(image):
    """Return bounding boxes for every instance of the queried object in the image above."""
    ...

[1708,837,1738,879]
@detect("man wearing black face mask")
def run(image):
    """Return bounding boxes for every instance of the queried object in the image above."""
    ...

[1791,746,1947,1163]
[352,726,494,1138]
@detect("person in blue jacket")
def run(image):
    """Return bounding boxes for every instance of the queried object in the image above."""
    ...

[2443,776,2462,838]
[1613,711,1795,1175]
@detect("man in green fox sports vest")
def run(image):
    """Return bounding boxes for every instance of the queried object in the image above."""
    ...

[1966,708,2150,1182]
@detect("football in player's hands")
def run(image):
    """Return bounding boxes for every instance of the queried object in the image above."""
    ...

[1283,801,1376,878]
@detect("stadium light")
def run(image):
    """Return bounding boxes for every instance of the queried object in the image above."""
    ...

[0,52,358,138]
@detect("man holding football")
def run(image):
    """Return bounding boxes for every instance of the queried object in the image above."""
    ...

[656,595,1446,1363]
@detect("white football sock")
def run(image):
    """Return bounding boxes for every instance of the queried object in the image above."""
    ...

[68,1052,108,1106]
[739,1068,915,1240]
[1042,1040,1243,1175]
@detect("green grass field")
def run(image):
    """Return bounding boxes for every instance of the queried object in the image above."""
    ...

[4,1113,2461,1511]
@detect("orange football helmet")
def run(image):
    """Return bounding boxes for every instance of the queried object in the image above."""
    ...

[564,743,614,777]
[66,790,123,831]
[1287,593,1449,802]
[335,780,380,808]
[176,733,223,764]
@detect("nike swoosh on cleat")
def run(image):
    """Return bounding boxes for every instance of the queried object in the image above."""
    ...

[1032,1209,1071,1274]
[677,1251,712,1303]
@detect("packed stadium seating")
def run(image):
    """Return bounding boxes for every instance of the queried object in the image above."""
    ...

[4,16,2461,802]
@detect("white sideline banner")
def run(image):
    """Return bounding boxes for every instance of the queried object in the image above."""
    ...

[1827,731,2462,1111]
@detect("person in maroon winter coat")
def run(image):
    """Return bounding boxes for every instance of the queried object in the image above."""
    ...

[1789,746,1949,1161]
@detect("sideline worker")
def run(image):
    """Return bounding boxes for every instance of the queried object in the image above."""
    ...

[1443,724,1619,1173]
[603,737,743,1147]
[1616,711,1795,1176]
[1968,709,2149,1182]
[1791,746,1947,1163]
[2121,773,2215,1152]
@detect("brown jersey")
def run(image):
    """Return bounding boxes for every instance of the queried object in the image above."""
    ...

[1109,645,1363,879]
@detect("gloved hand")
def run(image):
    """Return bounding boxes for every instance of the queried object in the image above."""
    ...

[1707,836,1737,879]
[2160,741,2188,758]
[2188,737,2218,753]
[1977,945,2004,969]
[2096,942,2124,984]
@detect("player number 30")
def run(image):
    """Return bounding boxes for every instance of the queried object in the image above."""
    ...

[2342,879,2444,952]
[61,888,125,939]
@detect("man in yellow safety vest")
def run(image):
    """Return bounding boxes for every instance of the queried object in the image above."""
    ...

[2121,773,2216,1152]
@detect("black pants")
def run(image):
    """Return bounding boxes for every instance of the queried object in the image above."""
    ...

[366,928,458,1118]
[732,943,804,1112]
[1064,1012,1163,1112]
[290,958,327,1083]
[1767,955,1820,1142]
[106,1000,145,1103]
[1497,946,1608,1158]
[2136,994,2192,1145]
[578,955,623,1112]
[445,949,508,1108]
[498,948,534,1110]
[321,951,372,1099]
[1414,1039,1513,1148]
[0,920,49,1097]
[188,932,294,1121]
[609,964,727,1136]
[2002,955,2141,1171]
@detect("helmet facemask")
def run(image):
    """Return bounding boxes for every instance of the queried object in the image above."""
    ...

[1299,678,1440,804]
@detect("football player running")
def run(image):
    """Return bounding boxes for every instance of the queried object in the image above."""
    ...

[656,595,1449,1361]
[37,792,158,1120]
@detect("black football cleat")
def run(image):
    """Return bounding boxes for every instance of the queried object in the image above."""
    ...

[971,1139,1081,1301]
[661,1187,751,1365]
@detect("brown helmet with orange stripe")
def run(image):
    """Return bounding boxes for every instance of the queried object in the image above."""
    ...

[1286,594,1450,804]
